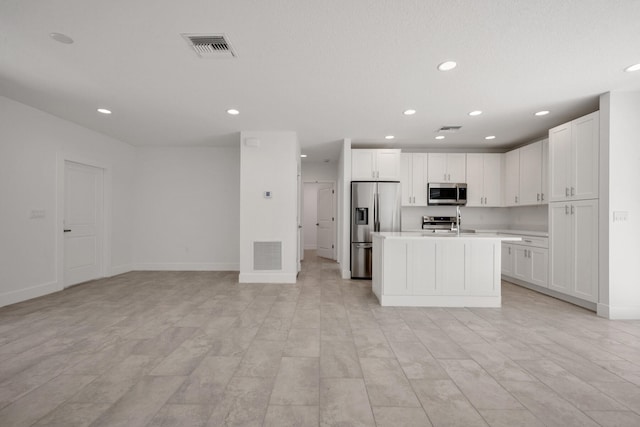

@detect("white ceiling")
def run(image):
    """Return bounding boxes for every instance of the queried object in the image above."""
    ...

[1,0,640,162]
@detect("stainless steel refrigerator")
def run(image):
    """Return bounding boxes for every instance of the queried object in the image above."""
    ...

[351,181,401,278]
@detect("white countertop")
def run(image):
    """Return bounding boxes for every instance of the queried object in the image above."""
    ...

[402,228,548,238]
[373,231,522,241]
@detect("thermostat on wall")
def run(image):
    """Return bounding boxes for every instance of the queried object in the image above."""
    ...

[264,191,272,199]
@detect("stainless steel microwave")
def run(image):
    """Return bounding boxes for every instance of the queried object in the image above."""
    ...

[427,183,467,206]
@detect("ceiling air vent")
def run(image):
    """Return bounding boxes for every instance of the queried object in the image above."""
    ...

[437,126,462,133]
[181,34,236,58]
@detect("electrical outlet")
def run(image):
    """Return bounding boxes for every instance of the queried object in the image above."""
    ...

[613,211,628,222]
[29,209,45,219]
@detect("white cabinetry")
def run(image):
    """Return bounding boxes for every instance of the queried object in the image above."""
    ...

[505,149,520,206]
[466,153,503,207]
[549,111,599,202]
[400,153,428,206]
[372,234,504,307]
[505,140,547,206]
[502,236,548,288]
[352,149,401,181]
[427,153,466,183]
[549,200,598,302]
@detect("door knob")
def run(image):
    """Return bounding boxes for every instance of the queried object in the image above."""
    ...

[64,229,72,232]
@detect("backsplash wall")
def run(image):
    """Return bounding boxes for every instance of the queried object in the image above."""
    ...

[401,205,548,232]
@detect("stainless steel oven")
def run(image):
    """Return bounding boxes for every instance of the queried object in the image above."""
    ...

[427,182,467,206]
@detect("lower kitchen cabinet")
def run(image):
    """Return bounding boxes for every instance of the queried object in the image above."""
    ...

[549,199,598,302]
[502,236,549,289]
[372,234,511,307]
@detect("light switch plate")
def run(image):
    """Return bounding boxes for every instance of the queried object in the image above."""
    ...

[29,209,45,219]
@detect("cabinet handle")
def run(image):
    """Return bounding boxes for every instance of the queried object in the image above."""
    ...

[537,193,540,202]
[571,205,574,215]
[571,187,575,196]
[565,205,569,215]
[524,239,532,243]
[565,187,570,197]
[541,193,544,201]
[508,247,511,255]
[515,196,518,203]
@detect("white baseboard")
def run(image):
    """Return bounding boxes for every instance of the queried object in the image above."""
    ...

[133,262,239,271]
[0,281,61,308]
[598,303,640,320]
[109,264,132,276]
[238,272,297,284]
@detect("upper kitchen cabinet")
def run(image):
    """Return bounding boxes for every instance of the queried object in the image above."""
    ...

[466,153,503,207]
[549,111,599,202]
[427,153,466,183]
[400,153,428,206]
[504,149,520,206]
[352,149,401,181]
[504,140,548,206]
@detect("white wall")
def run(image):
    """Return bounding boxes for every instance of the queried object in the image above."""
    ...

[339,139,351,278]
[0,96,135,307]
[599,91,640,319]
[302,161,337,182]
[239,131,299,283]
[133,147,240,270]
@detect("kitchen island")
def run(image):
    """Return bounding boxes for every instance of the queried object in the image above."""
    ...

[372,232,521,307]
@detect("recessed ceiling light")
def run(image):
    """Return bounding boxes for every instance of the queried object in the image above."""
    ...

[226,109,239,115]
[535,110,550,116]
[385,135,395,140]
[469,110,482,116]
[437,61,457,71]
[50,32,74,44]
[435,135,445,140]
[97,108,111,115]
[624,63,640,72]
[300,154,307,158]
[485,135,496,140]
[403,109,416,115]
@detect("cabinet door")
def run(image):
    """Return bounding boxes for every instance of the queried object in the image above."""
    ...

[427,153,448,182]
[411,240,439,295]
[465,153,484,207]
[513,246,531,282]
[447,154,467,182]
[549,203,572,293]
[530,247,549,288]
[352,150,376,180]
[382,240,409,295]
[549,123,571,201]
[501,243,514,276]
[376,149,401,181]
[504,149,520,206]
[412,154,428,206]
[400,153,413,206]
[572,200,598,302]
[519,141,542,205]
[483,153,504,207]
[541,139,549,203]
[572,112,599,200]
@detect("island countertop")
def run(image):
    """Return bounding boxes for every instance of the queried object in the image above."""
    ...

[372,231,522,241]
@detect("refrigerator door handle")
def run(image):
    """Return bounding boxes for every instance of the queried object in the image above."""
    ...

[374,192,380,231]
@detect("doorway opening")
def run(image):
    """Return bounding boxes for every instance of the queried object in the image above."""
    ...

[303,181,336,260]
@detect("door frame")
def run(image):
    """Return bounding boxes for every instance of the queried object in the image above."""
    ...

[302,180,337,260]
[56,154,112,288]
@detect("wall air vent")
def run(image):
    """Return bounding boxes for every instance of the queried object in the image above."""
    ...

[437,126,462,133]
[181,34,236,58]
[253,241,282,271]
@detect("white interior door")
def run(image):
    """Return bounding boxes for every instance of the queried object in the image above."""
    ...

[64,161,104,287]
[316,185,335,259]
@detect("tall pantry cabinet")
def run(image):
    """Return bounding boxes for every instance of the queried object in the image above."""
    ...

[548,111,599,303]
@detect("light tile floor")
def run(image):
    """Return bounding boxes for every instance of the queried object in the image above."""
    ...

[1,251,640,426]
